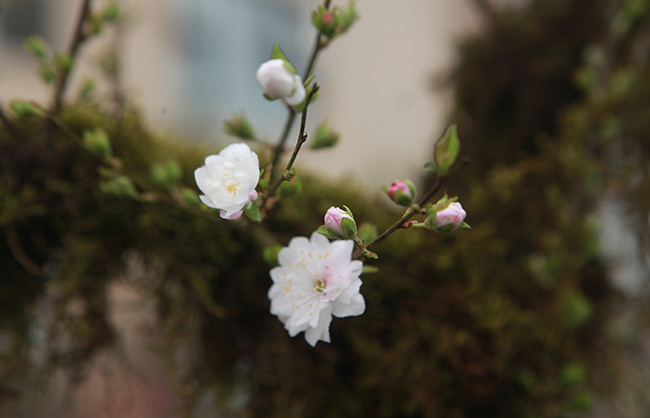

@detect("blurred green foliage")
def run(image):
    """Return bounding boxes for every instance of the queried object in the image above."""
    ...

[2,0,650,417]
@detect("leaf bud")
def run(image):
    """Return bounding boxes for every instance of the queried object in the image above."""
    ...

[310,122,339,149]
[82,128,112,159]
[223,113,255,140]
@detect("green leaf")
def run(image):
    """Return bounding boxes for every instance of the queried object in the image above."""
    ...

[339,1,360,33]
[363,249,378,259]
[303,74,316,87]
[244,201,261,222]
[434,124,460,176]
[223,113,255,140]
[10,100,44,118]
[272,43,287,61]
[316,225,336,239]
[82,128,112,159]
[263,245,283,267]
[424,162,437,172]
[358,222,378,244]
[24,36,49,59]
[361,265,379,274]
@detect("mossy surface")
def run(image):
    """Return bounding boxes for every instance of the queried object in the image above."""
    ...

[3,0,650,416]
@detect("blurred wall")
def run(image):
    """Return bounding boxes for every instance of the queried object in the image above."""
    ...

[0,0,488,190]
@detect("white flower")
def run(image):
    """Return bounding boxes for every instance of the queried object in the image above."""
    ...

[256,59,306,106]
[268,232,365,346]
[194,143,260,220]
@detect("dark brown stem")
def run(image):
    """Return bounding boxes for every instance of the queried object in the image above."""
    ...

[52,0,93,113]
[352,176,448,259]
[268,0,332,180]
[5,224,43,276]
[0,103,20,139]
[263,86,320,210]
[470,0,498,23]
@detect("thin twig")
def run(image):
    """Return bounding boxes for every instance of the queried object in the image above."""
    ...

[263,86,320,210]
[52,0,93,113]
[469,0,499,23]
[352,176,448,258]
[5,224,43,276]
[0,102,21,139]
[269,0,332,180]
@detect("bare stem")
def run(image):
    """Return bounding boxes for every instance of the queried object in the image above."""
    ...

[263,86,320,210]
[0,102,20,139]
[52,0,93,113]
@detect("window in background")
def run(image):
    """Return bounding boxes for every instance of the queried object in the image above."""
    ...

[173,0,311,141]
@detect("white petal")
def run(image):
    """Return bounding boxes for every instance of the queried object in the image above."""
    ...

[199,194,216,208]
[332,292,365,318]
[304,305,332,346]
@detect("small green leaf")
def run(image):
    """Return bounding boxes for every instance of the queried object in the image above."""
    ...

[24,36,49,59]
[424,162,437,172]
[82,128,112,159]
[358,222,378,244]
[263,245,283,267]
[304,74,316,87]
[434,124,460,176]
[316,225,336,239]
[272,43,287,61]
[361,265,379,274]
[10,100,44,118]
[244,201,261,222]
[55,52,74,73]
[224,113,255,140]
[363,249,378,259]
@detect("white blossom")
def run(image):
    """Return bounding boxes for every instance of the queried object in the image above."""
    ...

[194,143,259,220]
[256,59,306,106]
[268,232,365,346]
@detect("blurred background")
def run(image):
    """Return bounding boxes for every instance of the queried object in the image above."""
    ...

[2,0,650,417]
[0,0,490,189]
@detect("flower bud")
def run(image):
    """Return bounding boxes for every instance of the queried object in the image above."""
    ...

[310,122,340,149]
[384,179,416,207]
[428,202,467,233]
[256,59,306,106]
[323,206,357,239]
[312,7,339,38]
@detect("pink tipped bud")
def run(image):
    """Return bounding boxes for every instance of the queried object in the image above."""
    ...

[432,202,466,233]
[324,206,357,239]
[384,179,416,207]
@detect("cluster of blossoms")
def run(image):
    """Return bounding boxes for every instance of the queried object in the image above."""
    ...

[191,3,468,346]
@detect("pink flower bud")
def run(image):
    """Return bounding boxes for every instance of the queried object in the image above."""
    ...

[324,206,357,239]
[256,59,305,105]
[384,179,416,207]
[433,202,466,233]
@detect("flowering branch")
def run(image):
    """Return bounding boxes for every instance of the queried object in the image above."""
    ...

[263,85,320,211]
[52,0,93,114]
[352,175,448,259]
[268,0,332,180]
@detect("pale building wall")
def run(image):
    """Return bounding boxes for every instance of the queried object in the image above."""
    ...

[1,0,484,191]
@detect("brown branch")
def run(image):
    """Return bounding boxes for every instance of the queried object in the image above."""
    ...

[5,224,43,276]
[263,86,320,211]
[52,0,93,113]
[269,0,332,180]
[469,0,499,23]
[352,176,448,258]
